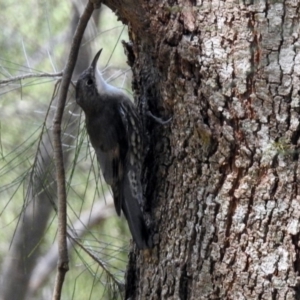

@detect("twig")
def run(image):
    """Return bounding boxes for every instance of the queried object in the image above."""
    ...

[28,198,114,296]
[0,71,63,85]
[67,232,124,291]
[51,1,99,299]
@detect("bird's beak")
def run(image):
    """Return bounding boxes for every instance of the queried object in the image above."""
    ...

[90,49,102,71]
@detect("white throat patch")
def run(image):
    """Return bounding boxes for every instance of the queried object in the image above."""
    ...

[95,67,123,96]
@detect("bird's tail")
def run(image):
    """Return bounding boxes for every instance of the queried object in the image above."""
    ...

[121,169,153,250]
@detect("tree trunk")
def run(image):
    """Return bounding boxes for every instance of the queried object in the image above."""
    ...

[104,0,300,299]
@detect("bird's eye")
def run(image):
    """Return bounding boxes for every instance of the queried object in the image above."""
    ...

[86,79,93,86]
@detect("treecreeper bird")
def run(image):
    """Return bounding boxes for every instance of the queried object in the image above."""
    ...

[75,49,153,249]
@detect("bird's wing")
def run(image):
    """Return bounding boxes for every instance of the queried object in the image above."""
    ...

[118,101,152,249]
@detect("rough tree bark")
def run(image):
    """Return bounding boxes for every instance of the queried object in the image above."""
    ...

[103,0,300,299]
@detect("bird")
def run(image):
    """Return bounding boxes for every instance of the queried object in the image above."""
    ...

[75,49,152,249]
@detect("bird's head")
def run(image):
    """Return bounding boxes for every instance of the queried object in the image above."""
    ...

[75,49,105,112]
[76,49,126,113]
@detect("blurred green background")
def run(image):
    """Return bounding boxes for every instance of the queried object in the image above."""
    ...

[0,1,132,299]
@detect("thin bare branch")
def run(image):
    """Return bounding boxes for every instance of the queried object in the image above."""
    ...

[51,0,100,299]
[0,71,63,85]
[28,197,114,297]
